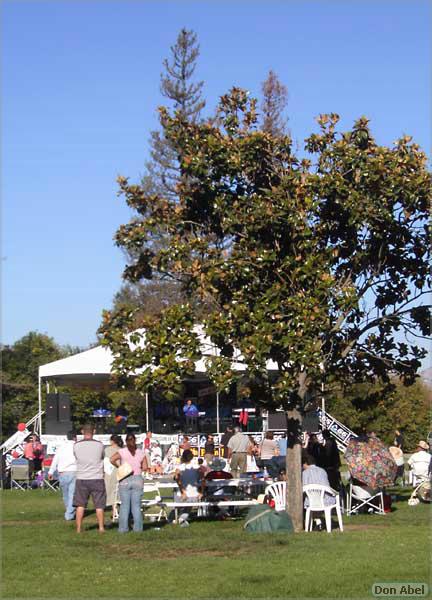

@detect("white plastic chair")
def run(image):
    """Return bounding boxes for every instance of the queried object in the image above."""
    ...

[347,483,384,515]
[264,481,286,511]
[408,469,428,487]
[303,484,343,532]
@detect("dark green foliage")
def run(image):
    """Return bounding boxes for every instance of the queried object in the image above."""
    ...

[102,87,430,531]
[327,379,431,451]
[1,333,63,438]
[102,90,431,409]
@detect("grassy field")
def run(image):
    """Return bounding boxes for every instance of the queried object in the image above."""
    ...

[1,487,430,599]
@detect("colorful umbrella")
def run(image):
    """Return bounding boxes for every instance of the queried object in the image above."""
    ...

[344,436,397,489]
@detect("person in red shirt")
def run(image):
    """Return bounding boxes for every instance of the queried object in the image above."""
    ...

[143,431,152,469]
[23,433,44,477]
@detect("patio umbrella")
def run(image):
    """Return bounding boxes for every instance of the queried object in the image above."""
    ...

[344,436,397,489]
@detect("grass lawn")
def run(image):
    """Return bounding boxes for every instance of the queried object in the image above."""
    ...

[1,487,430,599]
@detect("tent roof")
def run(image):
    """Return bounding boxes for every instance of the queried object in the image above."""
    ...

[39,346,113,385]
[39,328,278,385]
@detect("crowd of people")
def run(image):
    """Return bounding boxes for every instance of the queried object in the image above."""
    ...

[6,423,431,532]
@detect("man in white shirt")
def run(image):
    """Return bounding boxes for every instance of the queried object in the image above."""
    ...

[48,431,77,521]
[408,440,431,483]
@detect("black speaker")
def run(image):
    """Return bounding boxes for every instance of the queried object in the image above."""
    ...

[46,394,58,421]
[303,410,320,433]
[268,411,287,430]
[58,393,71,422]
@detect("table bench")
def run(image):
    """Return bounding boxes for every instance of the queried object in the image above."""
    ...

[156,499,259,523]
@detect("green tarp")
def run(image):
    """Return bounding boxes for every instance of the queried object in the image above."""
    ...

[244,504,294,534]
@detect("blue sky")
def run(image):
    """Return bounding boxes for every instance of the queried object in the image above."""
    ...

[2,0,430,351]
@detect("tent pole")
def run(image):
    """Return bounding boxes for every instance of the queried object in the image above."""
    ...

[216,391,220,436]
[319,362,325,415]
[38,376,42,436]
[145,392,149,431]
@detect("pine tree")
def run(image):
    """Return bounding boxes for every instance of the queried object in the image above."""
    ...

[115,29,205,320]
[142,28,205,201]
[261,70,288,136]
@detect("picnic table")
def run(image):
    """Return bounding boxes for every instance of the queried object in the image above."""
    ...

[141,476,267,523]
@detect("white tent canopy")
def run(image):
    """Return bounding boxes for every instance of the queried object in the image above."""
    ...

[38,328,278,433]
[39,345,113,385]
[39,327,278,383]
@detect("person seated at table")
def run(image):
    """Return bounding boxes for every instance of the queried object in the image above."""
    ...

[149,441,163,476]
[174,450,201,495]
[302,453,336,507]
[268,436,287,479]
[202,457,233,518]
[204,457,233,482]
[204,435,215,465]
[172,449,202,526]
[162,443,180,475]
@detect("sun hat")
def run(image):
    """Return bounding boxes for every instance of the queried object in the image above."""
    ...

[389,446,403,460]
[417,440,429,451]
[209,457,227,470]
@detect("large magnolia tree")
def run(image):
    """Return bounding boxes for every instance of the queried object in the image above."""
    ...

[100,89,431,531]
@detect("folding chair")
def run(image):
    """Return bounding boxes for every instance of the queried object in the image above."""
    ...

[303,484,343,532]
[142,482,163,519]
[10,459,30,490]
[42,468,59,491]
[112,483,120,522]
[346,483,384,515]
[264,481,286,511]
[408,469,427,487]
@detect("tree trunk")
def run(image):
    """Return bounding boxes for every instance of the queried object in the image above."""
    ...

[286,407,303,532]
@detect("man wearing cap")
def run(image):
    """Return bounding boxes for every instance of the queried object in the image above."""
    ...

[408,441,431,483]
[227,427,252,478]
